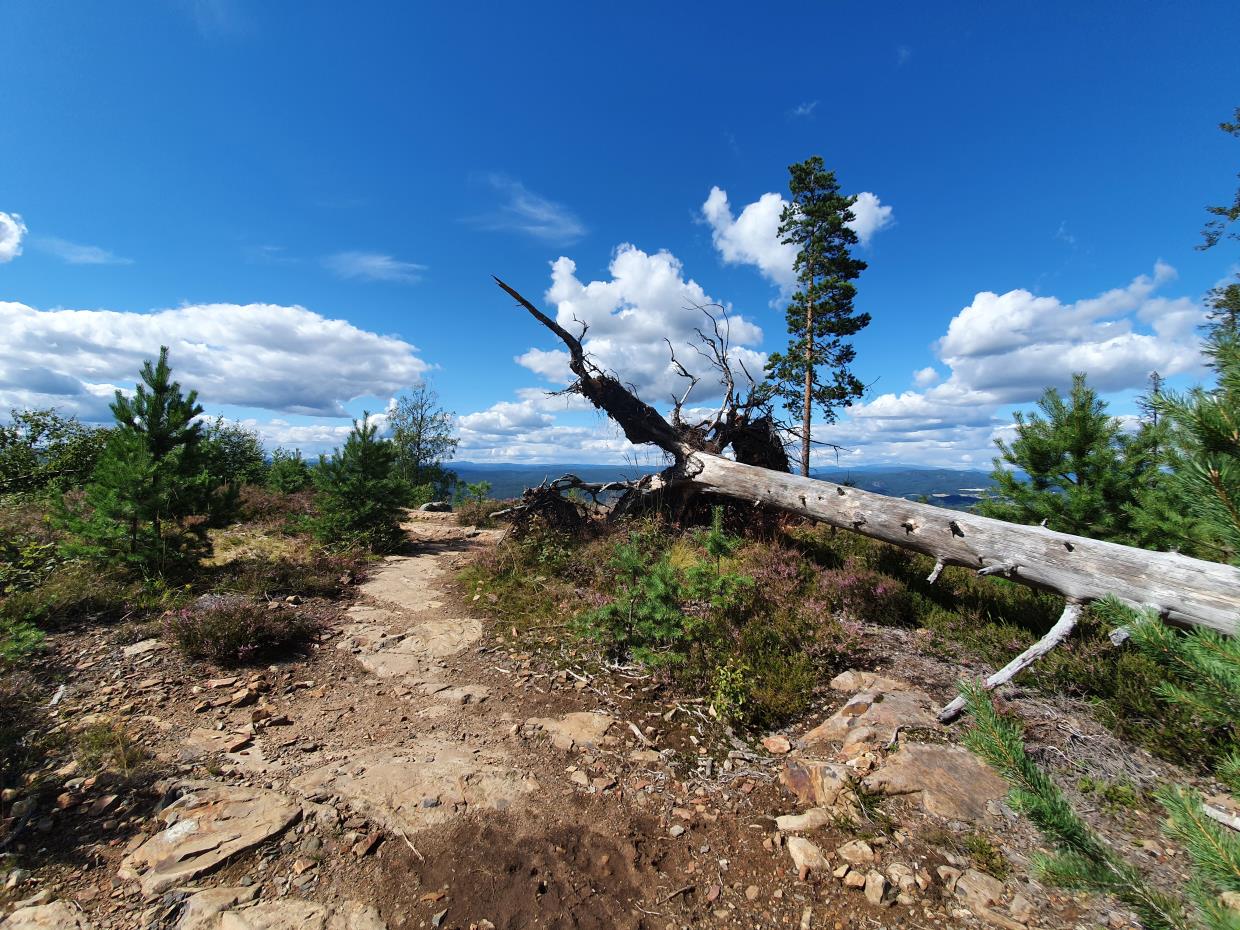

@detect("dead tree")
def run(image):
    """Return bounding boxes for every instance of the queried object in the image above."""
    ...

[494,277,1240,717]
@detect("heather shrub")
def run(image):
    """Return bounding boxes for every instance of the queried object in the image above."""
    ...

[165,596,319,664]
[819,558,912,626]
[455,498,509,528]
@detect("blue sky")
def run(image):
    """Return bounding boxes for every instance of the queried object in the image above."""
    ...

[1,0,1237,467]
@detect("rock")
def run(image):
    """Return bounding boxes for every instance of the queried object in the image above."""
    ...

[863,870,888,906]
[628,749,662,764]
[843,870,867,888]
[122,639,166,658]
[863,743,1007,821]
[762,735,792,755]
[176,887,261,930]
[785,836,830,874]
[352,832,382,857]
[835,839,875,865]
[568,770,590,787]
[829,670,909,693]
[937,865,962,891]
[118,781,301,896]
[774,808,834,832]
[745,885,759,901]
[419,502,452,512]
[887,862,916,893]
[524,712,613,752]
[0,903,92,930]
[780,760,852,809]
[669,825,685,837]
[292,743,533,835]
[803,680,938,750]
[215,900,384,930]
[956,869,1005,910]
[1007,893,1035,924]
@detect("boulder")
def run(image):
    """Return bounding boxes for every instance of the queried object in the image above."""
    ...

[785,836,830,874]
[418,502,452,512]
[803,684,938,751]
[524,712,613,751]
[863,743,1007,822]
[0,903,91,930]
[118,782,301,896]
[176,894,385,930]
[780,760,852,809]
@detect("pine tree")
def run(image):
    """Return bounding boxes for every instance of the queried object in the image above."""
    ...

[979,373,1151,542]
[1143,322,1240,562]
[961,681,1239,930]
[267,447,311,494]
[63,347,212,575]
[312,415,410,552]
[764,156,870,477]
[1200,107,1240,252]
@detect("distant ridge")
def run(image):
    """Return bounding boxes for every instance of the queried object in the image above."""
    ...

[449,460,997,504]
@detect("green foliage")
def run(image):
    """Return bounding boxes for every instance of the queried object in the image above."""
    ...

[960,682,1190,929]
[456,480,491,505]
[979,374,1154,542]
[389,385,458,498]
[201,417,268,488]
[578,531,693,669]
[312,415,410,552]
[267,447,312,494]
[0,617,43,665]
[1200,107,1240,251]
[60,347,216,576]
[0,408,106,496]
[1077,776,1141,814]
[960,832,1012,880]
[1093,596,1240,791]
[764,155,871,475]
[1143,324,1240,562]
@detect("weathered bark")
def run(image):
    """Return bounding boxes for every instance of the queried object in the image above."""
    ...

[496,277,1240,643]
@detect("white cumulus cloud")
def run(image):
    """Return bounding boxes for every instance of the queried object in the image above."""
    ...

[701,186,895,290]
[0,300,430,420]
[0,212,27,263]
[519,244,766,406]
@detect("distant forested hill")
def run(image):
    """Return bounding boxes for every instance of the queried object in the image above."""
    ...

[451,461,996,506]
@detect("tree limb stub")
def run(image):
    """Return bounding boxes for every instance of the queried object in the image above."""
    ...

[496,277,1240,642]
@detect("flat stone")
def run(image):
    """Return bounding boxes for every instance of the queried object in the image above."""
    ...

[863,870,888,906]
[122,639,166,658]
[291,743,533,834]
[780,760,852,809]
[786,836,830,874]
[828,670,908,693]
[863,743,1007,822]
[1,902,92,930]
[118,781,301,896]
[956,869,1005,909]
[762,735,791,755]
[176,887,261,930]
[774,807,835,832]
[803,683,938,751]
[216,900,384,930]
[524,712,614,751]
[836,839,876,865]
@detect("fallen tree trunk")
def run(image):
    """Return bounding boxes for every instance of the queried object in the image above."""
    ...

[678,450,1238,636]
[495,276,1239,645]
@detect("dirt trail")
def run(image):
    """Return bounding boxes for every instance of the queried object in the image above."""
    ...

[2,512,1185,930]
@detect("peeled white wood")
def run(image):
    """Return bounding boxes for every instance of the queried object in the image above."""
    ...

[937,602,1084,722]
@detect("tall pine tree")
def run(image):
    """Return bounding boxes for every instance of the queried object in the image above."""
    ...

[64,347,213,575]
[764,157,870,476]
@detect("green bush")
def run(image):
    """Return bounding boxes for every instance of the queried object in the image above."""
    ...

[267,447,312,494]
